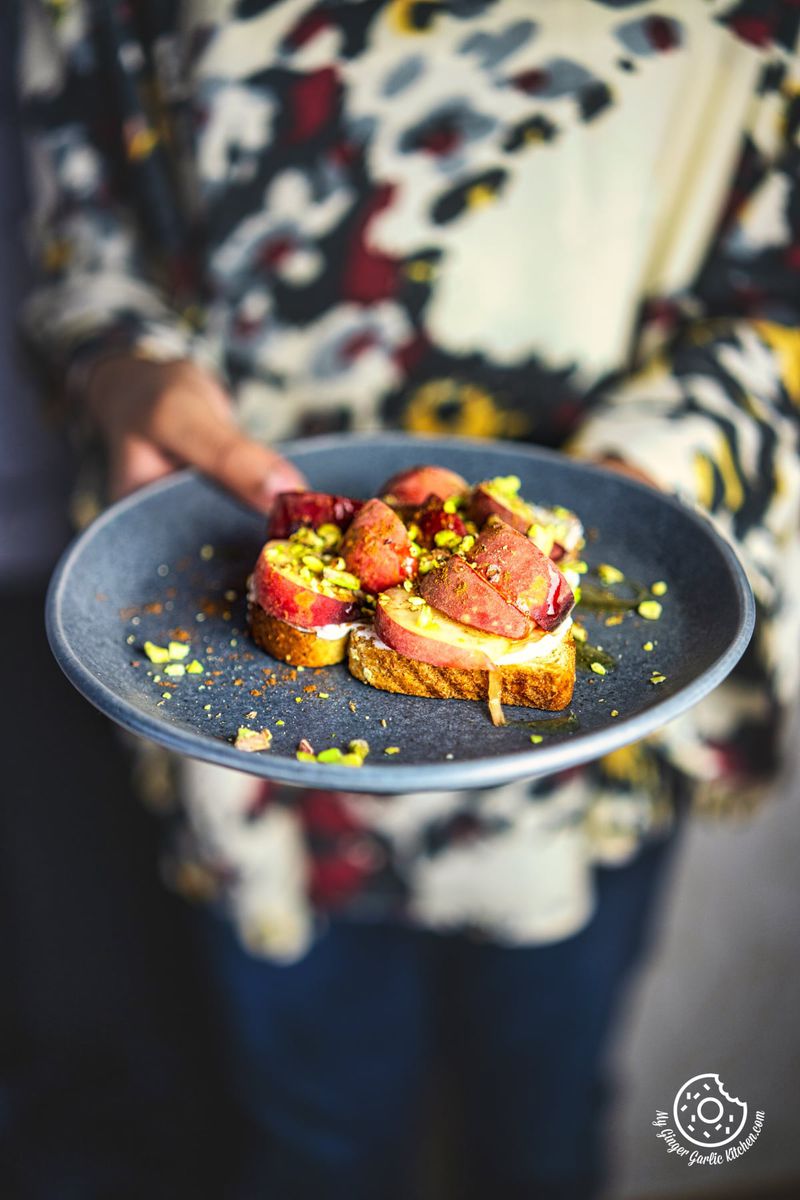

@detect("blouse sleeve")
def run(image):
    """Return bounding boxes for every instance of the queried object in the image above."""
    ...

[18,0,211,390]
[570,47,800,621]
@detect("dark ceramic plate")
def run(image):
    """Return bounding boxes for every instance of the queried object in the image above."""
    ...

[47,434,754,794]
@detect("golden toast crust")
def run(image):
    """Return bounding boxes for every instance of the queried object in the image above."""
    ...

[249,603,353,667]
[347,627,575,711]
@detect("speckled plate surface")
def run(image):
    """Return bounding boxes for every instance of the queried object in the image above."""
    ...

[46,433,754,794]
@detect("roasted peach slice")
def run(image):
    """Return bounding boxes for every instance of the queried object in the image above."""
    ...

[252,541,361,629]
[375,587,494,671]
[466,476,537,534]
[340,498,417,593]
[268,491,363,539]
[468,519,574,630]
[380,464,468,507]
[418,555,533,638]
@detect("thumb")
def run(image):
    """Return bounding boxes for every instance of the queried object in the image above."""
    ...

[198,428,308,512]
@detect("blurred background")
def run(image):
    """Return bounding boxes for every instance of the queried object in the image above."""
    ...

[2,11,799,1200]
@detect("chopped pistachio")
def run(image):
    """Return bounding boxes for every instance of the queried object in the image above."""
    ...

[316,747,343,764]
[318,692,330,699]
[168,641,190,660]
[295,696,303,704]
[530,734,543,744]
[597,563,625,585]
[610,709,619,717]
[434,529,460,548]
[186,660,204,674]
[572,624,587,643]
[161,691,172,700]
[638,600,662,621]
[164,663,185,677]
[383,746,400,755]
[492,474,521,495]
[276,719,285,726]
[651,581,668,596]
[144,641,170,664]
[296,751,316,763]
[407,523,421,542]
[649,673,667,685]
[302,554,325,573]
[340,753,365,767]
[590,662,607,676]
[416,604,432,628]
[349,739,370,759]
[235,726,272,752]
[442,498,459,514]
[459,534,475,553]
[317,523,341,545]
[403,579,413,592]
[573,560,588,575]
[203,704,212,711]
[407,594,426,608]
[323,567,361,590]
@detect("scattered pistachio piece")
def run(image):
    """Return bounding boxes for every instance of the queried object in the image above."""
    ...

[296,751,316,763]
[317,747,343,764]
[590,662,607,676]
[530,734,543,744]
[638,600,662,621]
[349,739,370,759]
[651,581,668,596]
[318,692,330,699]
[610,709,619,717]
[161,691,172,700]
[276,719,285,727]
[235,726,272,752]
[340,753,364,767]
[649,673,667,685]
[144,641,170,664]
[186,660,204,674]
[384,746,400,756]
[643,641,654,651]
[168,641,190,660]
[598,563,625,584]
[164,663,185,677]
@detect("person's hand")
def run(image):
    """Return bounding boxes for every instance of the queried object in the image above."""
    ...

[84,355,307,508]
[591,454,661,490]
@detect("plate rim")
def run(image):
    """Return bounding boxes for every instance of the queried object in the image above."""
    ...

[46,434,756,793]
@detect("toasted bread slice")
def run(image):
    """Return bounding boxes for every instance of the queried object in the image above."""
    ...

[249,602,357,667]
[348,625,575,711]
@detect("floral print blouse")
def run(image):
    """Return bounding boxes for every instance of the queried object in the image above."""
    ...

[18,0,800,958]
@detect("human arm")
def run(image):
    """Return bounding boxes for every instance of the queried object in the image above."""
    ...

[17,0,304,506]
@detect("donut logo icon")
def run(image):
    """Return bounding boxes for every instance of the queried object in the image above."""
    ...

[673,1074,748,1149]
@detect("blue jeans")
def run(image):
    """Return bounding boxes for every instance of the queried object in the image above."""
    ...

[197,833,677,1200]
